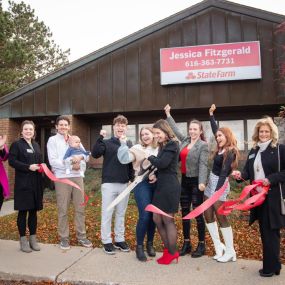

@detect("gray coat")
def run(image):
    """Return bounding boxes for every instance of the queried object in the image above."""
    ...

[166,115,209,185]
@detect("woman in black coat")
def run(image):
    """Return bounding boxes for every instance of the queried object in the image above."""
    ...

[9,120,43,253]
[147,119,181,265]
[233,117,285,277]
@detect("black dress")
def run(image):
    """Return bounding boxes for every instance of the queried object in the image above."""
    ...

[9,138,43,211]
[148,140,180,213]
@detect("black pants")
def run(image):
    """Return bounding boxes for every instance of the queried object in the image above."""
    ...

[180,175,205,241]
[0,185,4,211]
[258,200,281,273]
[17,210,38,237]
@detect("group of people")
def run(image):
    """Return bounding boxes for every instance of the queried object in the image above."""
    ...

[0,104,284,277]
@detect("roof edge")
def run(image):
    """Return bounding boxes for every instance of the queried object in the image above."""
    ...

[1,0,284,106]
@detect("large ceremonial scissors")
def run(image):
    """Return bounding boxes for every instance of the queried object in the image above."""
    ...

[107,159,156,211]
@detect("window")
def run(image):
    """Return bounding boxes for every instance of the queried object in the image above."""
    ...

[138,124,153,130]
[102,125,112,139]
[101,124,136,144]
[127,125,136,144]
[201,121,216,151]
[140,122,188,142]
[219,120,245,150]
[102,119,249,151]
[175,122,187,139]
[247,119,259,149]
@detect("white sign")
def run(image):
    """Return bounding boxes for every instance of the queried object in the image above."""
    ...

[160,41,261,85]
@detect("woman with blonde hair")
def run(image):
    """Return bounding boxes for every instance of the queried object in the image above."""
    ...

[233,116,285,277]
[205,104,240,263]
[118,126,159,261]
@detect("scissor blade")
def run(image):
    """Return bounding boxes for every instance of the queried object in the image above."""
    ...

[107,175,145,211]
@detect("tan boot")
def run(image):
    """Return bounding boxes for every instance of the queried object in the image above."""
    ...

[20,236,32,253]
[29,235,40,251]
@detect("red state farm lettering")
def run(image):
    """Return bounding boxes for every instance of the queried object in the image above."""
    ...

[196,70,236,79]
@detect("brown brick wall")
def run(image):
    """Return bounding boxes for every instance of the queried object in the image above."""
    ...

[69,115,100,168]
[69,116,90,150]
[0,118,21,196]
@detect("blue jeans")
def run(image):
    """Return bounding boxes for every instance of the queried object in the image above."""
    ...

[134,180,156,245]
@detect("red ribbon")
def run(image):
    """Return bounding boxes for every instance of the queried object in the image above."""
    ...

[145,180,269,220]
[38,164,88,206]
[145,204,174,218]
[217,180,269,215]
[182,181,229,220]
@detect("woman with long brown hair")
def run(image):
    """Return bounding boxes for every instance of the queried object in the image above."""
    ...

[147,119,181,265]
[9,120,43,253]
[205,104,240,263]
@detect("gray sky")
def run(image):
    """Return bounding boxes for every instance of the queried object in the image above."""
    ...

[3,0,285,61]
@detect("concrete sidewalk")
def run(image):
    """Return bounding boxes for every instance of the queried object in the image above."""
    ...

[0,200,15,217]
[0,239,283,285]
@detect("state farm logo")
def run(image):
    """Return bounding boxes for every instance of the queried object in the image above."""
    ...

[186,70,236,80]
[185,72,196,80]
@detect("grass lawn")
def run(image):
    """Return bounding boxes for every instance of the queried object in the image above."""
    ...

[0,168,284,263]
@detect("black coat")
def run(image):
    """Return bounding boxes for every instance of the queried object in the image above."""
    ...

[148,140,181,213]
[92,136,134,184]
[9,138,43,211]
[241,143,285,229]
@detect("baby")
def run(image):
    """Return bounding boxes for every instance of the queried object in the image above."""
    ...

[63,135,90,177]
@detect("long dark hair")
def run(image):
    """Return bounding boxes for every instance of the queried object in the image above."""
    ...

[189,119,206,141]
[215,127,239,170]
[152,119,178,147]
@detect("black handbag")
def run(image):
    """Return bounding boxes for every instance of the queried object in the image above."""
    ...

[278,145,285,215]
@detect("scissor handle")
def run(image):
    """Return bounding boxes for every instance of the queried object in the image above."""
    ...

[137,158,153,176]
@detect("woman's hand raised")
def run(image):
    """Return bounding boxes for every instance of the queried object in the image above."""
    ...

[209,104,216,115]
[164,104,171,117]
